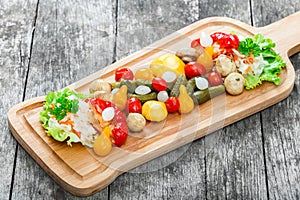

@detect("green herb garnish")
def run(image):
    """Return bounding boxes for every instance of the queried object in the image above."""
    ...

[44,88,79,121]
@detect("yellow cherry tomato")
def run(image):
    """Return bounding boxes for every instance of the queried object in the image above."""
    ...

[150,54,185,77]
[142,100,168,122]
[135,68,154,80]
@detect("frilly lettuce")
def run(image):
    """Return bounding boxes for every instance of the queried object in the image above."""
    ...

[46,122,80,146]
[244,74,262,90]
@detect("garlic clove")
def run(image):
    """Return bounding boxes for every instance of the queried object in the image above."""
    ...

[162,71,177,83]
[157,91,169,102]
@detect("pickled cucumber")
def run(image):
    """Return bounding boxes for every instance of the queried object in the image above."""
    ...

[170,74,187,97]
[111,79,153,92]
[128,92,157,103]
[193,85,225,105]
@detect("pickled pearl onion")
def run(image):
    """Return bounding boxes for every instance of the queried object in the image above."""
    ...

[200,32,213,47]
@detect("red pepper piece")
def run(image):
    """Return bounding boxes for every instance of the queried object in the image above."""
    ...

[111,126,128,147]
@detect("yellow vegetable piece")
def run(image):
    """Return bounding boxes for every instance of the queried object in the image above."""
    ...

[93,133,112,157]
[135,68,154,81]
[205,46,214,59]
[113,85,127,110]
[197,51,213,72]
[178,85,194,114]
[102,126,111,139]
[150,54,185,77]
[142,100,168,122]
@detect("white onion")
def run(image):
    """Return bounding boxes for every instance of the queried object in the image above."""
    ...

[195,77,209,90]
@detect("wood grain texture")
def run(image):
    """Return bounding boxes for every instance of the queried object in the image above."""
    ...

[0,0,37,199]
[7,8,298,198]
[111,0,264,199]
[111,0,206,199]
[2,0,300,199]
[10,0,116,199]
[252,0,300,199]
[198,0,267,199]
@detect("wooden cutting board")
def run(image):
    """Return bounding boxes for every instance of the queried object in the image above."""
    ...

[8,11,300,196]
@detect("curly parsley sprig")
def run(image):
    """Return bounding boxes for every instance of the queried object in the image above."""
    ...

[43,88,79,121]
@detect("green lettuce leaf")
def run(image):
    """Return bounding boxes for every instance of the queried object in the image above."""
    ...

[259,57,285,86]
[46,126,80,146]
[244,74,262,90]
[253,34,275,49]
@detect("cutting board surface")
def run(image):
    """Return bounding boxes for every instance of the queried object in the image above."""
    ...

[8,12,300,196]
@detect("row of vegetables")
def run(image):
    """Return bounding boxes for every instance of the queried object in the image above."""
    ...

[40,31,286,156]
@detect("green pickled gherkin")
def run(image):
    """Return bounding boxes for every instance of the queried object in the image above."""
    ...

[134,79,153,88]
[193,85,225,105]
[170,74,187,97]
[127,92,157,103]
[111,82,120,89]
[186,77,196,96]
[111,79,153,92]
[186,77,197,103]
[120,80,136,93]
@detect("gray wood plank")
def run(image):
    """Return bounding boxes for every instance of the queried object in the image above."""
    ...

[0,0,38,199]
[205,117,267,199]
[110,0,206,199]
[10,0,116,199]
[199,0,268,199]
[252,1,300,199]
[110,0,267,199]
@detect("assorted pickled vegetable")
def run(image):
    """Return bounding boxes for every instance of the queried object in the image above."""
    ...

[40,31,285,157]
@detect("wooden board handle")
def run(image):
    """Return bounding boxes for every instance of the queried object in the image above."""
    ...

[260,11,300,56]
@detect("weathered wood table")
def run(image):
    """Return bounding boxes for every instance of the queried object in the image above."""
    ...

[1,0,300,199]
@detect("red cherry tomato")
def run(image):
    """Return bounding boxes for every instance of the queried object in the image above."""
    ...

[165,97,180,113]
[207,72,223,86]
[184,62,206,79]
[191,38,200,48]
[115,67,134,82]
[126,97,142,114]
[111,126,128,147]
[152,77,168,91]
